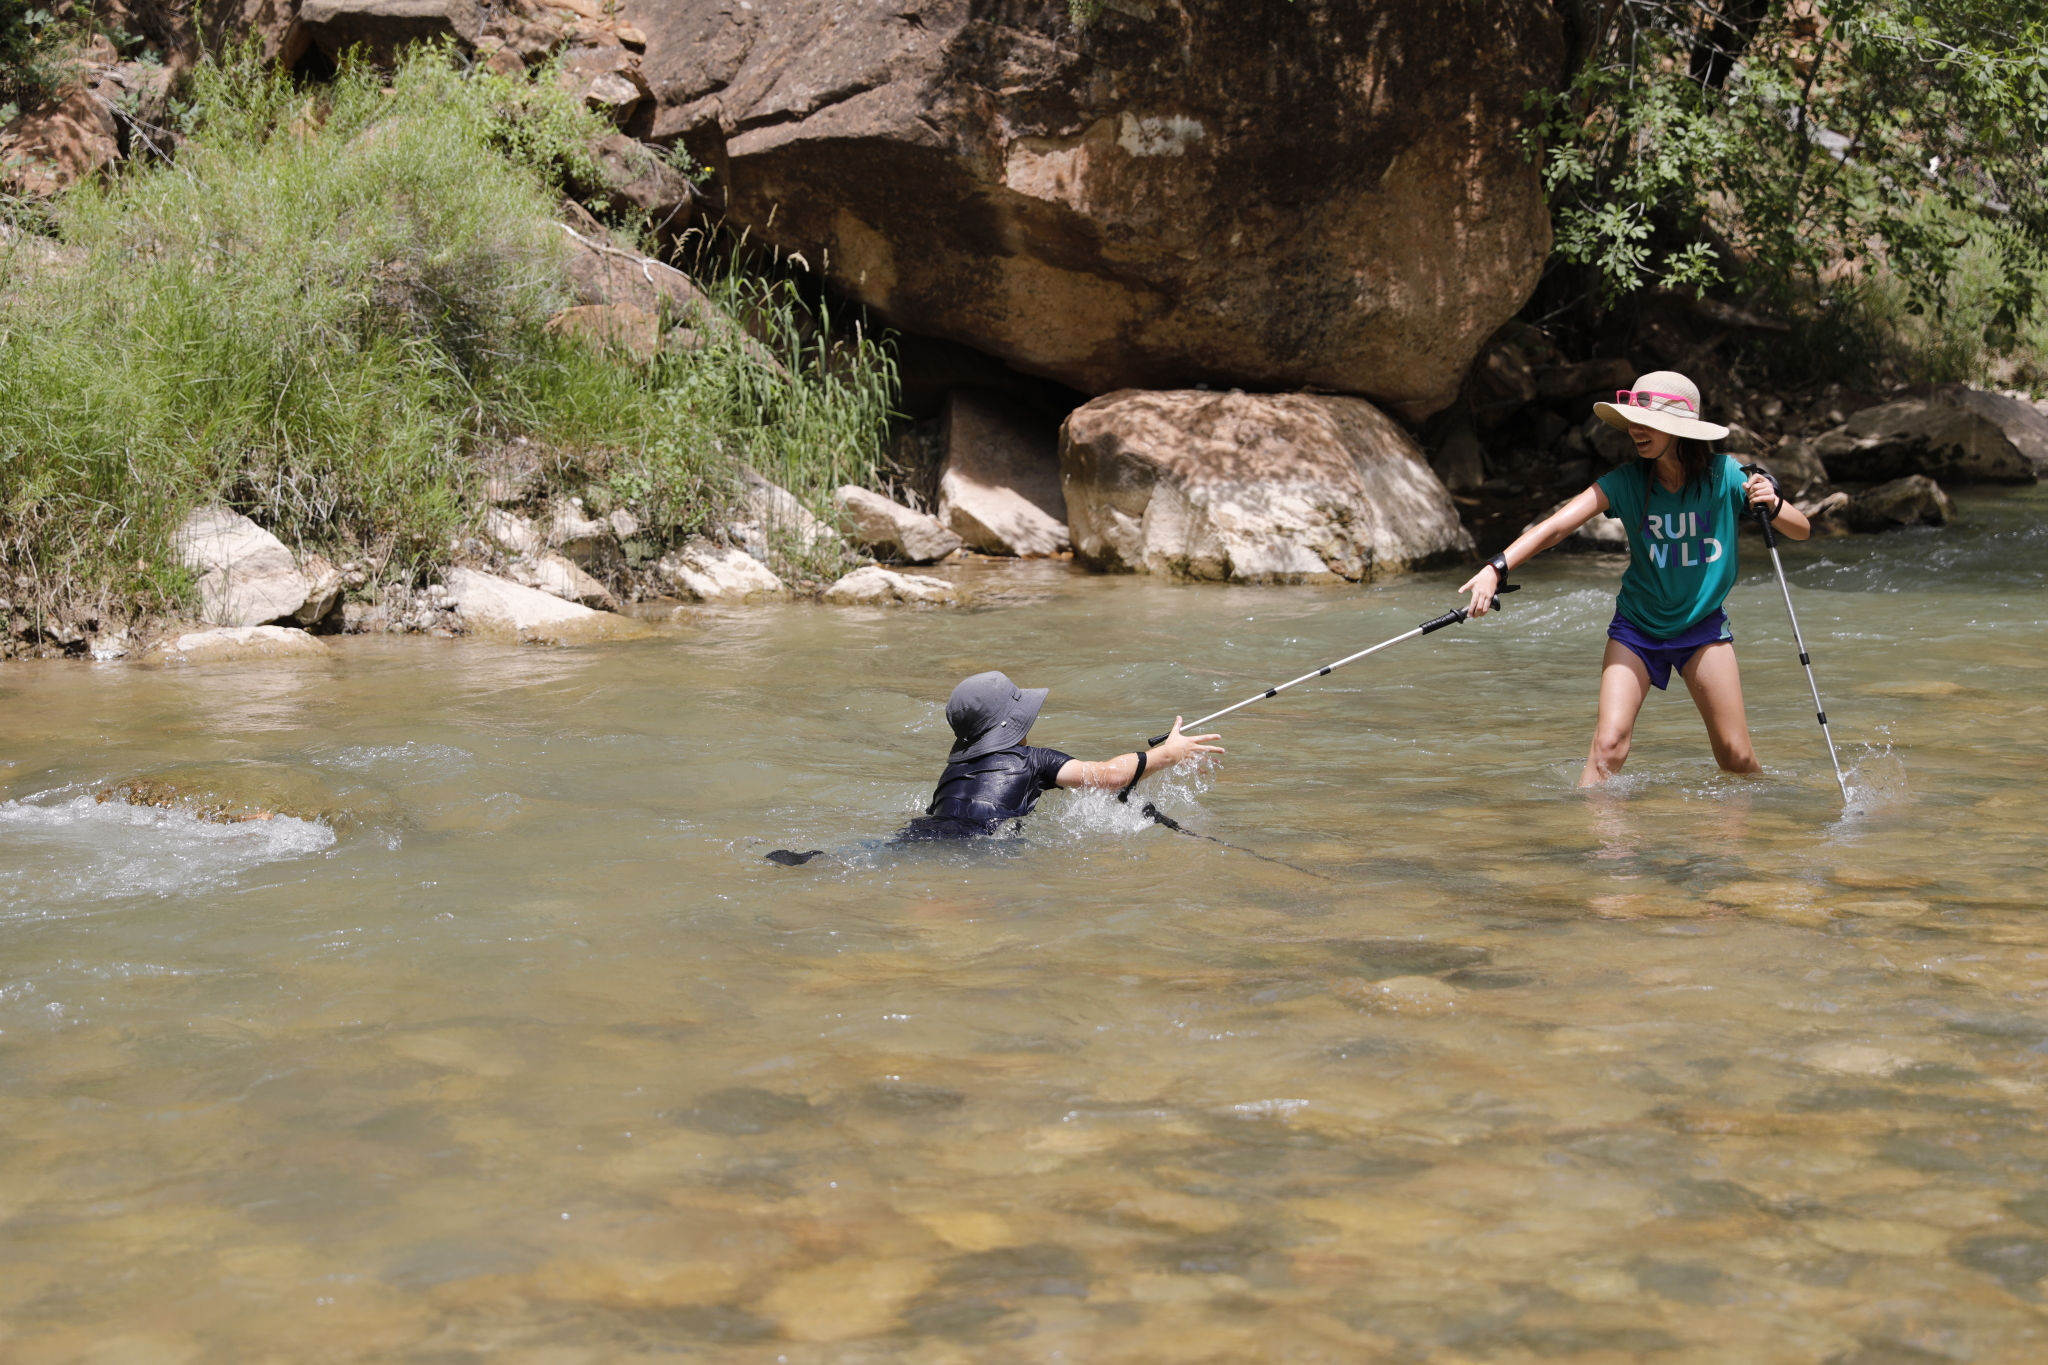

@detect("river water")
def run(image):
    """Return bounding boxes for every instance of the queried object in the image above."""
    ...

[3,490,2047,1364]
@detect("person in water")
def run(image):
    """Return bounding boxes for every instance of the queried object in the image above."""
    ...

[1458,370,1811,785]
[898,670,1224,840]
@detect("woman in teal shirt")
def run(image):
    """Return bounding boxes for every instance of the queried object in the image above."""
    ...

[1459,370,1812,785]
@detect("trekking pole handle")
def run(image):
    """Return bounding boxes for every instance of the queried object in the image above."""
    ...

[1739,464,1782,549]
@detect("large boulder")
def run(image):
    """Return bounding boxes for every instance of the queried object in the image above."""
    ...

[172,507,333,628]
[1751,440,1831,500]
[1060,391,1473,584]
[832,486,961,565]
[936,391,1069,557]
[1812,394,2036,485]
[294,0,481,64]
[0,89,120,199]
[1843,475,1953,533]
[1940,385,2048,474]
[544,302,659,363]
[635,0,1563,418]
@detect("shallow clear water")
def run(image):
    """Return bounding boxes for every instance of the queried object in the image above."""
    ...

[4,491,2047,1364]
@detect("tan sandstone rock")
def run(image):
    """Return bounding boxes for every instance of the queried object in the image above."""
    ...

[833,486,961,564]
[517,553,617,610]
[1521,497,1627,553]
[632,0,1562,417]
[1060,390,1473,583]
[821,565,956,606]
[172,507,326,627]
[164,626,331,664]
[936,391,1069,556]
[654,540,788,602]
[443,567,642,644]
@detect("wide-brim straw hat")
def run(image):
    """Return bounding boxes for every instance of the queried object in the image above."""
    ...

[946,670,1049,761]
[1592,370,1729,442]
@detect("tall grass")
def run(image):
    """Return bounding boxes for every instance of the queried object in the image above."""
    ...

[0,45,897,622]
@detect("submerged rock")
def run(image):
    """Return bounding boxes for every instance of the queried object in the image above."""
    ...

[936,391,1069,557]
[833,485,961,564]
[676,1086,816,1135]
[1060,390,1472,583]
[822,565,956,605]
[161,625,331,664]
[655,539,788,602]
[95,761,380,829]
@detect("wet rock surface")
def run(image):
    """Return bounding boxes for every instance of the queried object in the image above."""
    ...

[1061,390,1472,583]
[160,625,332,664]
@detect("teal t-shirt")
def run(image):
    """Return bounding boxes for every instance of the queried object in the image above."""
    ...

[1595,454,1747,638]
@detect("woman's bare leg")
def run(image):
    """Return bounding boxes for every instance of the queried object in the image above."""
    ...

[1582,640,1654,786]
[1680,641,1761,773]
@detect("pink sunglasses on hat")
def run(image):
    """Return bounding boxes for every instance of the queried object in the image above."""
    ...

[1614,389,1697,413]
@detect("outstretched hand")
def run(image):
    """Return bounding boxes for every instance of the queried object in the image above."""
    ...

[1150,716,1224,767]
[1456,563,1504,618]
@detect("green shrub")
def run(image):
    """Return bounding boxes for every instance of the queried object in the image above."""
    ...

[0,44,898,621]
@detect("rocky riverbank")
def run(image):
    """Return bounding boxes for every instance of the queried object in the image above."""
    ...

[3,4,2045,665]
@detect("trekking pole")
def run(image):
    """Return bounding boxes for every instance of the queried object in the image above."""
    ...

[1741,465,1850,802]
[1147,583,1519,746]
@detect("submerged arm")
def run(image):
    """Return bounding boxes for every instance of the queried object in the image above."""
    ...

[1055,717,1224,790]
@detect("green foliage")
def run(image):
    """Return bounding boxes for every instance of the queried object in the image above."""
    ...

[0,0,70,114]
[0,44,898,620]
[1535,0,2048,344]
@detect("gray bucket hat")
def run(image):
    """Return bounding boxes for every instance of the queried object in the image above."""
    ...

[946,670,1048,760]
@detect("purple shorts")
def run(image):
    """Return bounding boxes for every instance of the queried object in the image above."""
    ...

[1608,609,1733,691]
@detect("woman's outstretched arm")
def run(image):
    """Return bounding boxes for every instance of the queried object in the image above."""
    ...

[1459,484,1612,618]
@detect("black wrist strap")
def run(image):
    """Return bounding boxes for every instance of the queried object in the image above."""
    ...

[1487,552,1509,578]
[1116,750,1148,804]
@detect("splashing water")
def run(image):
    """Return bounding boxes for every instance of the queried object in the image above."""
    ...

[0,793,335,918]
